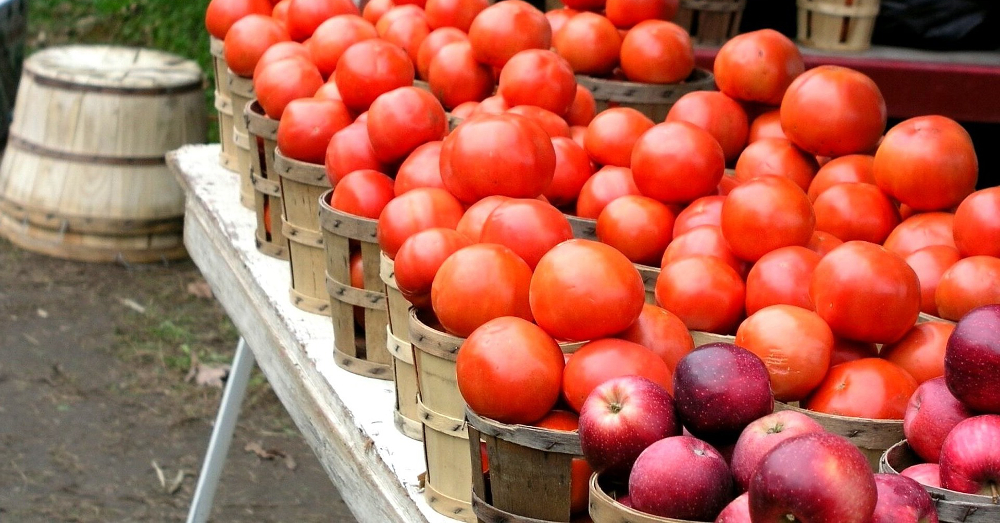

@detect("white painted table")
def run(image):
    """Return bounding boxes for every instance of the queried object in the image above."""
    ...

[169,144,452,523]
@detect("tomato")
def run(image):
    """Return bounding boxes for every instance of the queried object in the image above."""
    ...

[532,411,592,515]
[829,337,879,367]
[935,256,1000,321]
[498,49,577,117]
[873,115,978,212]
[713,29,803,106]
[561,339,671,413]
[507,106,571,138]
[362,0,393,25]
[271,0,290,21]
[569,125,587,149]
[394,141,445,196]
[451,101,479,120]
[456,317,565,424]
[377,187,464,259]
[328,169,395,219]
[904,245,962,316]
[810,241,921,344]
[747,109,786,143]
[381,10,431,66]
[350,249,366,326]
[432,244,534,337]
[616,303,695,392]
[806,154,875,202]
[806,230,844,257]
[468,0,552,70]
[596,195,675,266]
[252,41,311,82]
[803,358,918,420]
[605,0,678,29]
[286,0,360,41]
[745,246,821,315]
[575,166,639,219]
[656,256,745,334]
[531,239,645,341]
[457,195,509,241]
[545,8,579,36]
[734,304,833,402]
[416,27,467,80]
[553,12,621,77]
[672,195,724,238]
[883,212,956,258]
[424,0,489,32]
[428,41,495,109]
[440,114,556,203]
[206,0,274,39]
[619,20,693,84]
[665,92,748,164]
[480,199,574,269]
[545,137,594,208]
[583,107,654,168]
[374,4,425,36]
[661,225,745,277]
[276,98,353,163]
[254,56,324,118]
[223,15,289,77]
[367,86,447,164]
[734,138,817,193]
[721,175,815,263]
[324,121,392,185]
[953,187,1000,258]
[631,122,725,205]
[560,0,604,12]
[780,65,886,157]
[394,227,473,307]
[314,78,343,101]
[813,182,900,244]
[335,39,414,113]
[881,321,954,384]
[565,85,597,127]
[307,15,377,78]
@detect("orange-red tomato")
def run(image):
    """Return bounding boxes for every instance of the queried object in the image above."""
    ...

[456,195,509,241]
[904,245,962,317]
[532,411,592,515]
[935,255,1000,321]
[953,187,1000,258]
[810,241,921,344]
[499,49,577,117]
[530,239,646,341]
[631,121,725,205]
[308,15,377,78]
[224,15,290,77]
[597,195,675,266]
[394,227,473,307]
[394,141,445,196]
[673,195,724,238]
[780,65,886,157]
[713,29,803,106]
[734,304,834,402]
[881,321,954,384]
[575,166,641,219]
[560,0,605,11]
[545,136,595,208]
[468,0,552,70]
[747,109,786,142]
[286,0,360,41]
[829,337,879,367]
[806,230,844,257]
[734,138,819,192]
[565,85,597,127]
[562,339,672,413]
[813,182,901,244]
[374,4,425,36]
[429,42,495,110]
[254,56,324,118]
[350,249,366,325]
[803,358,918,420]
[314,78,343,101]
[661,225,745,277]
[806,154,875,202]
[619,20,693,84]
[605,0,678,29]
[324,121,392,186]
[381,10,432,66]
[656,256,745,334]
[745,246,821,315]
[507,106,571,138]
[584,107,654,168]
[721,175,815,262]
[553,12,622,77]
[276,98,353,163]
[377,187,465,259]
[252,41,312,82]
[272,0,290,21]
[544,8,579,36]
[362,0,393,25]
[480,198,574,269]
[873,115,978,212]
[424,0,488,31]
[666,91,749,163]
[451,101,479,120]
[883,212,956,258]
[367,86,447,164]
[471,94,513,116]
[416,27,467,80]
[328,169,395,219]
[616,303,694,392]
[335,39,414,113]
[205,0,274,39]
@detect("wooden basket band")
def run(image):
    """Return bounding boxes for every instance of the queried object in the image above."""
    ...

[209,36,224,58]
[394,410,424,441]
[326,274,387,309]
[0,196,182,236]
[471,493,556,523]
[227,71,254,98]
[797,0,879,17]
[424,481,475,523]
[214,92,233,114]
[7,134,165,166]
[380,252,397,288]
[588,474,686,523]
[274,150,330,186]
[254,232,288,260]
[681,0,746,11]
[250,171,282,196]
[289,288,331,315]
[774,402,902,449]
[244,102,279,139]
[575,68,715,104]
[334,349,392,379]
[232,129,251,150]
[23,66,203,96]
[465,408,582,455]
[318,200,379,242]
[387,327,414,365]
[418,395,468,438]
[566,214,597,241]
[281,218,324,247]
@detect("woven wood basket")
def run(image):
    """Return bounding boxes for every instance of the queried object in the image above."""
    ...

[209,36,236,172]
[775,401,902,471]
[575,68,715,122]
[797,0,881,52]
[228,71,255,208]
[244,100,287,260]
[589,473,702,522]
[674,0,746,46]
[380,253,422,440]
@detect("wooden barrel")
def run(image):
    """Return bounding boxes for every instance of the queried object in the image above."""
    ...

[228,71,255,208]
[380,253,423,440]
[775,401,902,471]
[589,473,699,523]
[575,68,715,122]
[0,45,205,263]
[674,0,746,46]
[210,36,236,172]
[244,100,287,260]
[797,0,880,52]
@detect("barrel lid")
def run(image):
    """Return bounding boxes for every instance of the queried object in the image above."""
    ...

[24,45,203,94]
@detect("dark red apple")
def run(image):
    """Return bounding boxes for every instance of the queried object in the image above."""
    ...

[945,304,1000,413]
[673,342,774,444]
[873,473,939,523]
[629,436,734,521]
[901,463,941,488]
[749,432,877,523]
[578,375,680,477]
[715,492,750,522]
[938,414,1000,500]
[730,410,825,492]
[904,376,974,463]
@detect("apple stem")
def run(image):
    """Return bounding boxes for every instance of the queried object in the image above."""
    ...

[784,514,796,522]
[991,482,999,504]
[608,402,622,414]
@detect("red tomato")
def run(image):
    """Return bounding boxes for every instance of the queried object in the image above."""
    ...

[619,20,693,84]
[806,154,875,202]
[416,27,467,80]
[616,303,694,392]
[451,101,479,120]
[362,0,393,25]
[440,114,556,203]
[631,122,725,205]
[457,195,509,242]
[272,0,290,21]
[829,337,879,367]
[532,411,592,515]
[381,11,432,66]
[735,304,834,402]
[428,41,495,110]
[205,0,274,39]
[569,125,587,149]
[560,0,604,11]
[308,15,378,78]
[335,39,414,113]
[328,169,395,219]
[873,115,978,212]
[813,182,901,244]
[530,239,646,341]
[254,56,324,118]
[745,246,821,315]
[810,241,921,344]
[544,8,579,36]
[367,86,447,164]
[545,137,595,208]
[583,107,654,168]
[575,166,640,219]
[904,245,962,316]
[394,141,445,196]
[432,244,534,337]
[480,198,574,269]
[803,358,918,420]
[666,91,749,163]
[507,106,571,139]
[456,317,565,424]
[314,78,343,101]
[350,249,365,326]
[713,29,803,106]
[252,41,312,82]
[721,175,815,263]
[424,0,489,32]
[561,339,672,413]
[747,109,786,142]
[935,256,1000,321]
[499,49,577,117]
[656,256,745,334]
[224,15,289,77]
[468,0,552,70]
[553,12,622,77]
[394,227,473,307]
[661,225,745,277]
[734,138,818,192]
[605,0,678,29]
[377,187,465,259]
[953,187,1000,258]
[276,98,353,163]
[672,195,724,238]
[324,121,392,186]
[374,4,425,36]
[780,65,886,157]
[881,321,954,384]
[286,0,360,41]
[883,212,956,258]
[597,195,675,266]
[806,230,843,257]
[565,85,597,127]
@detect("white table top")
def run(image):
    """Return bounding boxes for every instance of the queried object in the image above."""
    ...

[169,143,452,523]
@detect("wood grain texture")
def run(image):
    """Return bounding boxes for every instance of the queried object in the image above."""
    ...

[674,0,745,46]
[775,401,902,471]
[589,474,698,523]
[575,69,715,121]
[797,0,880,52]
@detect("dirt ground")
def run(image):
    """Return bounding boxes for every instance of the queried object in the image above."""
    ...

[0,237,357,522]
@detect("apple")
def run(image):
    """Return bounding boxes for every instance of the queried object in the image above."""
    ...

[673,342,774,444]
[715,492,750,522]
[578,375,680,477]
[730,410,825,492]
[873,473,939,523]
[629,436,734,521]
[903,376,974,463]
[901,463,942,488]
[749,432,877,523]
[945,304,1000,413]
[938,414,1000,499]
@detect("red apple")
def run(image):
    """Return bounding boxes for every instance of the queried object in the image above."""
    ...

[873,473,939,523]
[673,342,774,445]
[715,492,750,522]
[578,375,680,477]
[901,463,942,488]
[749,432,877,523]
[629,436,734,521]
[730,410,825,492]
[938,414,1000,499]
[945,304,1000,413]
[903,376,974,463]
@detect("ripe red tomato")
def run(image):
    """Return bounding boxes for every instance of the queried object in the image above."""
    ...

[224,15,290,78]
[745,246,821,315]
[904,245,962,316]
[381,11,432,66]
[565,85,597,127]
[666,91,749,163]
[596,195,675,266]
[532,411,593,515]
[307,15,377,78]
[881,321,954,384]
[616,303,695,392]
[656,255,746,334]
[810,241,921,344]
[428,41,495,110]
[377,187,464,259]
[394,141,445,196]
[803,358,918,420]
[631,121,725,205]
[672,195,724,238]
[324,121,392,186]
[619,20,693,84]
[451,101,479,120]
[953,187,1000,258]
[314,78,343,101]
[394,227,473,306]
[328,169,395,219]
[829,337,879,367]
[873,115,978,212]
[362,0,393,25]
[276,98,353,163]
[734,138,818,192]
[367,86,447,164]
[416,27,467,80]
[806,230,844,257]
[350,249,365,326]
[499,49,577,117]
[661,225,745,277]
[432,244,534,337]
[456,195,509,242]
[205,0,274,39]
[424,0,489,32]
[374,4,425,36]
[553,12,622,77]
[575,166,640,219]
[335,39,414,113]
[747,109,786,143]
[935,255,1000,321]
[506,106,571,138]
[544,8,579,36]
[735,304,834,402]
[721,175,815,262]
[252,42,312,84]
[561,338,671,413]
[713,29,803,106]
[468,0,551,70]
[780,65,886,157]
[480,198,574,269]
[254,56,324,118]
[456,316,564,424]
[883,212,956,258]
[584,107,654,168]
[605,0,678,30]
[560,0,604,11]
[806,154,875,202]
[286,0,360,41]
[272,0,290,21]
[530,239,646,341]
[544,137,594,208]
[813,182,901,244]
